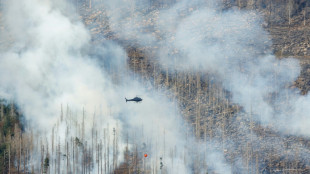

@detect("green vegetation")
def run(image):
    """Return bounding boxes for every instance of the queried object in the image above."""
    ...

[0,102,24,173]
[43,157,49,173]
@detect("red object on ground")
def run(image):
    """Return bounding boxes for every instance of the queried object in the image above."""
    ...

[144,153,148,157]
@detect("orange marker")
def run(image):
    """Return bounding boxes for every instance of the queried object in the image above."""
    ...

[144,153,148,158]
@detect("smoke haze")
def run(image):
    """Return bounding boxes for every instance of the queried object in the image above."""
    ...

[1,0,310,173]
[101,0,309,137]
[0,0,235,173]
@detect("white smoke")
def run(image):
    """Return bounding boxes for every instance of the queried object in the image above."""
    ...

[3,0,308,173]
[0,0,118,131]
[0,0,230,173]
[96,0,310,172]
[161,5,304,135]
[154,1,309,137]
[101,0,310,136]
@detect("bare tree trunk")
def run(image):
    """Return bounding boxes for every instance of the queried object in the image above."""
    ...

[73,138,76,174]
[113,128,115,172]
[196,72,201,139]
[23,148,26,173]
[100,140,103,174]
[82,109,85,142]
[104,129,107,174]
[8,145,10,174]
[107,128,110,174]
[166,66,169,87]
[304,9,306,26]
[288,0,292,26]
[18,131,21,173]
[0,103,3,120]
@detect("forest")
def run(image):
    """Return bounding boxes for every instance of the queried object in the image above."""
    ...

[0,0,310,173]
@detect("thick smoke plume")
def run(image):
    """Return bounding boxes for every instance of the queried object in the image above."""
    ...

[98,0,310,172]
[1,0,309,173]
[0,0,232,173]
[155,3,304,136]
[101,0,309,137]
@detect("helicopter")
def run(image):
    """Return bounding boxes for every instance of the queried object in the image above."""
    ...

[125,96,142,103]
